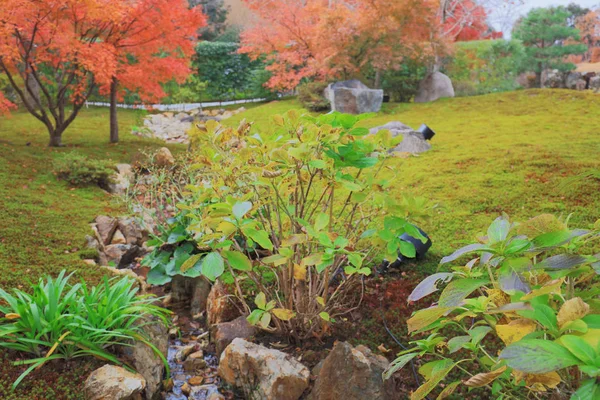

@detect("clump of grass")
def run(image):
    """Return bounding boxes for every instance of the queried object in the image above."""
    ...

[0,271,170,389]
[53,152,115,187]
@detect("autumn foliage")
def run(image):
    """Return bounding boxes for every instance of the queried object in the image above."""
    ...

[0,0,204,145]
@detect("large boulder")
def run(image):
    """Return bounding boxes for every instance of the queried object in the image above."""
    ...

[218,338,310,400]
[118,316,169,400]
[566,72,586,90]
[307,342,395,400]
[210,316,257,357]
[104,244,143,268]
[414,72,455,103]
[118,217,148,245]
[369,122,431,154]
[324,80,383,114]
[590,75,600,91]
[96,216,119,245]
[154,147,175,167]
[106,164,134,196]
[84,364,146,400]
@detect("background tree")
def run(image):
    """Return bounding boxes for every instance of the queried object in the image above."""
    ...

[0,1,121,146]
[104,0,205,143]
[189,0,230,41]
[513,6,587,87]
[575,9,600,62]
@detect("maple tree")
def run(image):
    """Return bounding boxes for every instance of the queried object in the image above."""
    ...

[0,0,204,146]
[239,0,440,91]
[442,0,490,42]
[575,9,600,62]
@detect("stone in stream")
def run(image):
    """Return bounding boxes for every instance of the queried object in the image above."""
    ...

[206,280,240,326]
[218,338,310,400]
[210,315,256,357]
[84,364,146,400]
[307,342,395,400]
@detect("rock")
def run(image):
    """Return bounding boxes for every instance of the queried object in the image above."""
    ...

[181,382,192,396]
[414,72,455,103]
[118,217,147,245]
[183,357,207,372]
[83,259,97,266]
[188,350,204,360]
[590,75,600,91]
[324,80,383,114]
[171,275,211,316]
[565,72,584,90]
[369,122,431,154]
[210,316,257,357]
[219,338,310,400]
[207,393,226,400]
[188,376,204,386]
[174,345,195,363]
[111,229,127,245]
[105,164,134,196]
[84,364,146,400]
[206,280,240,326]
[190,384,221,399]
[117,316,168,400]
[104,244,143,268]
[542,69,566,88]
[96,216,118,245]
[154,147,175,167]
[307,342,394,400]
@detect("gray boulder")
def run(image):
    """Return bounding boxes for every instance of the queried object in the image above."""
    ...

[542,69,566,88]
[369,122,431,154]
[324,80,383,114]
[307,342,395,400]
[84,364,146,400]
[414,72,455,103]
[589,76,600,91]
[566,72,586,90]
[106,164,134,196]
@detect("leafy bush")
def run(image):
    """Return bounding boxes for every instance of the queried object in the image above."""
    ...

[53,153,115,187]
[297,82,330,111]
[0,271,169,388]
[386,214,600,399]
[444,40,526,96]
[380,61,428,103]
[153,112,432,341]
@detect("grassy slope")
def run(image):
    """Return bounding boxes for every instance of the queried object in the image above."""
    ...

[224,90,600,272]
[0,107,184,290]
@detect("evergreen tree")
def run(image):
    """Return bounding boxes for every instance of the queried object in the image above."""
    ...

[189,0,229,41]
[513,6,586,87]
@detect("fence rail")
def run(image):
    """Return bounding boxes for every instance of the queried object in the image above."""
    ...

[85,97,267,112]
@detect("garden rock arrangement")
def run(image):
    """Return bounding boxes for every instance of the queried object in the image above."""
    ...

[542,69,600,91]
[324,80,383,114]
[414,71,455,103]
[85,215,149,268]
[134,107,246,144]
[369,121,432,154]
[218,338,311,400]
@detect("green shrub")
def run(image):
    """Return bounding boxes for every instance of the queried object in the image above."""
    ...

[444,39,526,96]
[163,113,433,341]
[0,271,170,388]
[386,214,600,399]
[297,82,330,111]
[53,153,115,187]
[380,61,427,103]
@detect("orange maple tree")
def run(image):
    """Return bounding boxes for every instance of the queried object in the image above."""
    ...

[0,0,204,146]
[239,0,440,91]
[575,9,600,62]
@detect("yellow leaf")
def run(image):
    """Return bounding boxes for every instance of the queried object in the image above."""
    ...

[180,254,202,273]
[316,296,326,307]
[272,308,296,321]
[301,252,324,267]
[521,278,564,301]
[496,318,537,345]
[293,264,307,281]
[272,115,285,126]
[4,313,20,320]
[579,329,600,349]
[464,366,507,387]
[513,370,561,391]
[486,288,510,308]
[436,381,460,400]
[281,234,308,247]
[217,221,237,235]
[557,297,590,329]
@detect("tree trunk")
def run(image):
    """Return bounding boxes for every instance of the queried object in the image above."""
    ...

[110,77,119,144]
[48,129,63,147]
[374,70,382,89]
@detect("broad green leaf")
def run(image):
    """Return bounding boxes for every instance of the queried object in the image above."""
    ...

[411,361,455,400]
[259,311,271,329]
[383,353,418,380]
[201,252,224,281]
[559,335,596,365]
[247,309,263,326]
[315,212,329,231]
[519,304,558,331]
[532,230,572,249]
[246,229,274,251]
[348,253,363,268]
[399,241,416,258]
[572,379,600,400]
[308,159,327,169]
[438,279,488,307]
[223,250,252,271]
[319,312,330,322]
[487,216,510,244]
[408,273,454,303]
[582,315,600,329]
[469,326,492,344]
[537,254,588,271]
[232,201,252,219]
[499,339,581,374]
[447,335,470,353]
[146,267,172,285]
